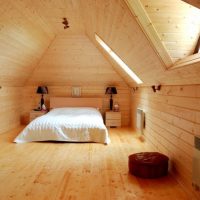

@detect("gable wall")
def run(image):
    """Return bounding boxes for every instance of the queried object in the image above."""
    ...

[22,34,131,126]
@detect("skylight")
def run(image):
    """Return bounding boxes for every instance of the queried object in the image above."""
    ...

[95,34,143,84]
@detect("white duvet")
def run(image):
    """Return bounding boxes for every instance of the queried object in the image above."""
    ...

[14,107,110,144]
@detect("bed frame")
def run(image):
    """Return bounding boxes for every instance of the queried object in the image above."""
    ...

[50,97,103,109]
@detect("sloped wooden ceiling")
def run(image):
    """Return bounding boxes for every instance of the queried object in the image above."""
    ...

[81,0,165,86]
[26,0,84,35]
[125,0,200,71]
[1,0,200,87]
[140,0,200,63]
[81,0,200,85]
[0,1,55,86]
[0,0,84,86]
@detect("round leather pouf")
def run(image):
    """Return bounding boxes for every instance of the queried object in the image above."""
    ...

[129,152,169,178]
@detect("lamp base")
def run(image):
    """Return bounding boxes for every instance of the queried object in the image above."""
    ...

[40,94,44,110]
[110,97,113,110]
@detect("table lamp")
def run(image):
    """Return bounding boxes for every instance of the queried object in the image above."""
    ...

[105,87,117,110]
[36,86,48,110]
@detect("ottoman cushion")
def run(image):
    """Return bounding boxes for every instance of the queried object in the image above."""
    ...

[129,152,169,178]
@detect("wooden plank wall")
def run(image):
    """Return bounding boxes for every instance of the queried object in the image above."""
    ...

[0,1,54,134]
[131,85,200,199]
[21,86,130,127]
[0,86,22,134]
[21,34,131,127]
[27,34,128,86]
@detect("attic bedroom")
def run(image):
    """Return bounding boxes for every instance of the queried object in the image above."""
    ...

[0,0,200,199]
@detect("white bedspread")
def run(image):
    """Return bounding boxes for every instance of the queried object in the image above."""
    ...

[14,107,110,144]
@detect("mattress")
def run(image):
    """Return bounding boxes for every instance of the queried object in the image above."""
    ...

[14,107,110,144]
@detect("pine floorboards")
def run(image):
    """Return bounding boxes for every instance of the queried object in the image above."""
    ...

[0,126,191,200]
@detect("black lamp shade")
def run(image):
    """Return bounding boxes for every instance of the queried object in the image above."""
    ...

[37,86,48,94]
[105,87,117,110]
[105,87,117,95]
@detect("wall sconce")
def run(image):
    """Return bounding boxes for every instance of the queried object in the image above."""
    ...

[132,87,138,94]
[152,85,161,92]
[62,17,70,29]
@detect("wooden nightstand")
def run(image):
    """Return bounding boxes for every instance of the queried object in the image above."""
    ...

[105,111,121,127]
[30,110,48,122]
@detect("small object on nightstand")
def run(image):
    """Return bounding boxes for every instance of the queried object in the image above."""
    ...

[42,104,47,111]
[113,103,119,112]
[29,110,48,122]
[105,111,121,127]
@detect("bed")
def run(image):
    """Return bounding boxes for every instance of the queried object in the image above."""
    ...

[14,97,110,144]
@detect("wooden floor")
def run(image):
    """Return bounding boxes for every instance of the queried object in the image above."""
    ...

[0,126,191,200]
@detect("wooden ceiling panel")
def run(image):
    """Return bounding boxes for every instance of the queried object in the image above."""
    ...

[82,0,200,85]
[1,0,200,87]
[140,0,200,62]
[10,0,55,39]
[29,0,85,34]
[0,0,55,86]
[82,0,166,85]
